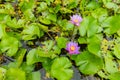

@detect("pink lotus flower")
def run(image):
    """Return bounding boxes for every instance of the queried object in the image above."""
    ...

[66,42,80,54]
[70,14,83,26]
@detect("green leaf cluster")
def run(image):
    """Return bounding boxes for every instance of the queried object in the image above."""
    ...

[1,0,120,80]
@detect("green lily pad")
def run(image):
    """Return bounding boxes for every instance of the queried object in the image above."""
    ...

[51,57,73,80]
[75,51,103,75]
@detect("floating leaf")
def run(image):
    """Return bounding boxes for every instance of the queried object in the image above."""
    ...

[109,72,120,80]
[56,37,68,49]
[22,23,44,40]
[0,67,6,80]
[37,40,61,58]
[19,0,36,12]
[46,13,57,22]
[7,18,25,28]
[51,57,73,80]
[78,37,87,44]
[113,44,120,59]
[104,55,118,73]
[91,8,108,22]
[58,19,74,31]
[86,1,100,9]
[39,16,51,25]
[6,68,26,80]
[37,2,47,12]
[75,51,103,75]
[15,49,27,67]
[79,16,99,37]
[0,36,19,56]
[26,49,47,65]
[105,2,118,12]
[23,9,35,21]
[31,71,41,80]
[102,15,120,34]
[0,24,6,39]
[87,35,101,56]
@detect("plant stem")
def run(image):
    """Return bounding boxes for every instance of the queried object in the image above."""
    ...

[71,26,77,41]
[46,32,54,40]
